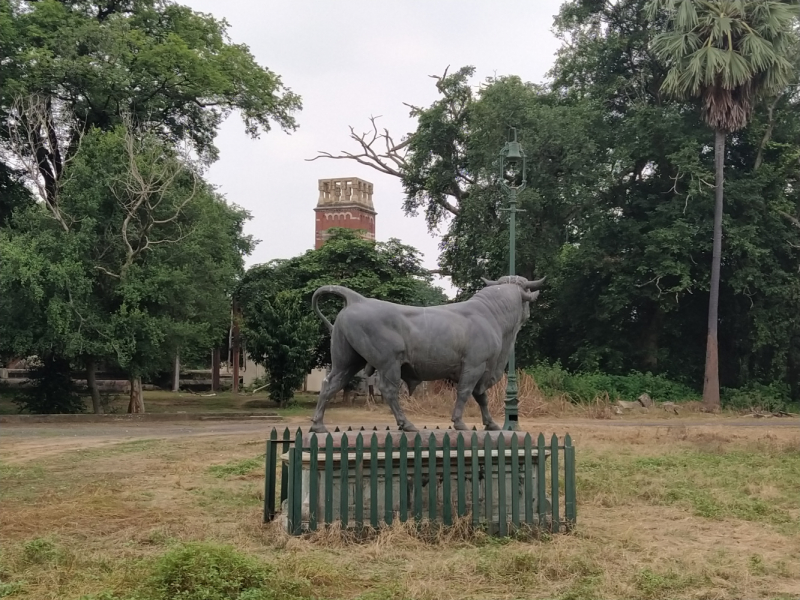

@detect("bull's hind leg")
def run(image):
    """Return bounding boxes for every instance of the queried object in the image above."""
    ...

[472,390,501,431]
[452,366,486,430]
[310,333,365,433]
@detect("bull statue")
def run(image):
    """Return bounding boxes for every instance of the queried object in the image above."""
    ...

[309,275,545,433]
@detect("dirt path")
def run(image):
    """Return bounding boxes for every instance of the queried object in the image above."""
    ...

[1,413,796,465]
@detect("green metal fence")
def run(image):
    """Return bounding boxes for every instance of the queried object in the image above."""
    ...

[263,426,576,536]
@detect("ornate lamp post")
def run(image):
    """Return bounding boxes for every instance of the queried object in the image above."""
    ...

[499,128,526,430]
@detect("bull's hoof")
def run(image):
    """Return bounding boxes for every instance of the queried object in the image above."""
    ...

[453,420,470,431]
[484,422,502,431]
[310,423,329,434]
[400,422,419,433]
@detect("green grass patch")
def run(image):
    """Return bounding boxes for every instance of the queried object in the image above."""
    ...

[207,457,263,479]
[580,447,800,529]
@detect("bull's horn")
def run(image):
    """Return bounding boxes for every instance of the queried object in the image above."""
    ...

[522,290,541,303]
[525,277,546,291]
[481,277,500,286]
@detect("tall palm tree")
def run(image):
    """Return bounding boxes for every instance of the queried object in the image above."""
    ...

[646,0,799,408]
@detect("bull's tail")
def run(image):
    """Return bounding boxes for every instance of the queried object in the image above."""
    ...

[311,285,367,332]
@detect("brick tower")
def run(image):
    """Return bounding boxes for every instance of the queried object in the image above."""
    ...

[314,177,376,249]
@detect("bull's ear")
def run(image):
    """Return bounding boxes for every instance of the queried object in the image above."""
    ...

[525,277,546,291]
[522,290,540,303]
[481,277,499,287]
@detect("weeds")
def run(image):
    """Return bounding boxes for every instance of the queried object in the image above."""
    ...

[207,457,263,479]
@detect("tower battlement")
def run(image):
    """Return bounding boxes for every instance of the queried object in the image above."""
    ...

[314,177,376,249]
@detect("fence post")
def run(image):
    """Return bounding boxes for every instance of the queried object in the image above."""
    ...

[413,434,423,521]
[370,434,379,528]
[471,432,480,527]
[550,433,560,533]
[456,434,466,518]
[340,434,349,529]
[564,433,576,527]
[355,433,364,529]
[427,433,437,523]
[442,433,452,526]
[399,434,409,522]
[537,433,547,527]
[264,428,278,523]
[524,433,533,526]
[483,434,493,531]
[291,429,303,535]
[385,433,394,526]
[309,434,319,531]
[497,434,507,536]
[280,427,290,506]
[510,434,520,530]
[325,434,334,526]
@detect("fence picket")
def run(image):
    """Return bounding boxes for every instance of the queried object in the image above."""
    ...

[524,433,533,525]
[264,429,278,522]
[280,428,290,505]
[370,434,379,528]
[510,434,520,530]
[355,433,364,528]
[413,434,423,521]
[551,433,560,533]
[325,434,334,525]
[483,434,493,531]
[497,434,507,536]
[385,433,394,525]
[456,434,466,518]
[564,433,576,526]
[537,433,546,527]
[471,433,479,526]
[399,434,408,522]
[442,433,452,526]
[427,433,437,522]
[291,429,303,534]
[340,434,349,529]
[309,435,319,531]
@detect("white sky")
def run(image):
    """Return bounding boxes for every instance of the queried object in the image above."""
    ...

[182,0,565,297]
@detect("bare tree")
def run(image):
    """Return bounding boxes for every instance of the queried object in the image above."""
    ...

[4,94,82,231]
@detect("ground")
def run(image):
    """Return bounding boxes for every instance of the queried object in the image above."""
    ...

[1,394,799,600]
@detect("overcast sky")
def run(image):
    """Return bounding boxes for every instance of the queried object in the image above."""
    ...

[182,0,566,297]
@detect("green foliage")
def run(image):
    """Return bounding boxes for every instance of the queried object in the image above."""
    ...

[136,542,311,600]
[13,355,85,414]
[529,362,699,403]
[721,381,793,412]
[21,537,58,565]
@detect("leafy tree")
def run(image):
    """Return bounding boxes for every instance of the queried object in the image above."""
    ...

[646,0,800,407]
[239,291,318,407]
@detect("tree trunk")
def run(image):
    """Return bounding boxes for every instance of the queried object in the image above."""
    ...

[641,304,663,373]
[211,348,220,392]
[232,301,241,394]
[127,377,145,413]
[703,129,725,410]
[172,350,180,393]
[86,356,103,414]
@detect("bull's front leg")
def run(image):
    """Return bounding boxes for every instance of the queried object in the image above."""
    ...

[472,390,501,431]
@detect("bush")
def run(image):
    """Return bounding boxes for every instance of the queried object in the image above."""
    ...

[13,354,85,414]
[528,362,699,403]
[721,382,793,412]
[138,542,311,600]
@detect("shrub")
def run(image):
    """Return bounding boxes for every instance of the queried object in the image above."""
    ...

[528,362,699,403]
[721,382,792,412]
[139,542,311,600]
[13,354,85,414]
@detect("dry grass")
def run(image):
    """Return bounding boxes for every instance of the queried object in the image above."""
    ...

[1,419,799,599]
[402,371,708,421]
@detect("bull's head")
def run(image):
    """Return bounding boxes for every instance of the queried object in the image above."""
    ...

[481,275,545,302]
[481,275,545,321]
